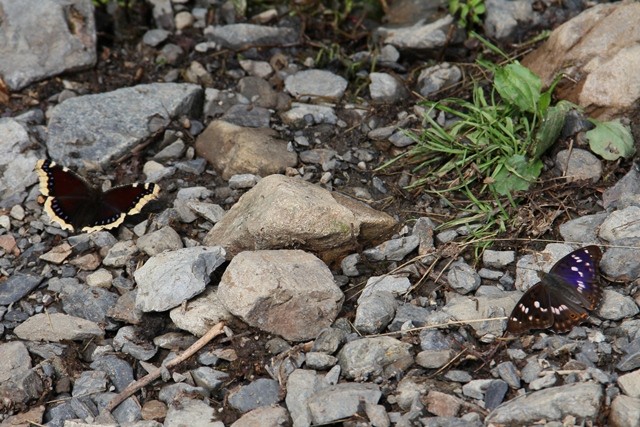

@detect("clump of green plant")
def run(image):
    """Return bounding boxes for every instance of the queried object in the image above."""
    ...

[382,34,634,243]
[449,0,486,30]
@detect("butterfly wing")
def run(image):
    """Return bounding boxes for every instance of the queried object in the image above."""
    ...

[507,282,555,334]
[35,159,95,231]
[82,183,159,232]
[546,285,589,333]
[548,245,603,310]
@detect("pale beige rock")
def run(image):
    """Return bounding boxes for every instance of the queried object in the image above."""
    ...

[203,174,398,261]
[39,243,72,264]
[70,252,101,271]
[609,395,640,427]
[218,250,343,341]
[522,3,640,120]
[169,287,234,337]
[14,313,104,342]
[195,120,297,180]
[136,226,184,256]
[230,405,291,427]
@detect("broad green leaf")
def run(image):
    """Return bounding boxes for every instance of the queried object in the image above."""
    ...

[586,119,635,161]
[493,63,542,114]
[538,73,563,115]
[491,155,543,195]
[531,101,575,159]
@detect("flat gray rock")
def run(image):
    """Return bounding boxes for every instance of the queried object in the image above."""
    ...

[600,238,640,281]
[447,260,481,295]
[0,0,96,90]
[135,246,226,312]
[338,336,413,380]
[485,382,603,424]
[0,341,31,383]
[280,102,339,126]
[102,240,139,267]
[483,250,515,269]
[285,70,348,100]
[363,235,420,262]
[417,63,462,97]
[377,16,456,51]
[62,286,120,330]
[228,378,281,413]
[134,246,225,312]
[285,369,322,427]
[221,104,272,128]
[358,275,411,304]
[442,286,520,336]
[46,83,203,167]
[597,289,639,320]
[555,148,602,183]
[559,213,608,245]
[0,273,42,305]
[603,163,640,210]
[204,23,297,50]
[136,226,184,256]
[14,313,104,342]
[600,206,640,242]
[307,383,381,425]
[354,291,398,334]
[113,326,158,361]
[369,72,408,102]
[0,119,42,207]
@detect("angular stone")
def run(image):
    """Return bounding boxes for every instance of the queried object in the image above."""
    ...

[203,174,397,262]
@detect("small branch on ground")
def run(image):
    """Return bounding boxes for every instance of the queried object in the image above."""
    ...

[107,321,225,411]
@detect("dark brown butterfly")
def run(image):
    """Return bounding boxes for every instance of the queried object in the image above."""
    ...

[36,159,159,233]
[507,246,603,334]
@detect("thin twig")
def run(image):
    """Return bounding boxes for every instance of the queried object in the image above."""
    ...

[107,321,225,411]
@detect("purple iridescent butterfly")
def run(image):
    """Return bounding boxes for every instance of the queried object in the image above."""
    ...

[507,246,603,334]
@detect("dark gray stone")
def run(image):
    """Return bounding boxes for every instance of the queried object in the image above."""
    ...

[0,273,43,305]
[191,367,229,392]
[354,291,398,334]
[388,303,431,331]
[484,380,509,410]
[72,371,108,397]
[90,355,135,393]
[227,378,281,413]
[603,163,640,210]
[205,23,297,50]
[495,361,521,389]
[221,104,271,128]
[61,286,120,330]
[158,383,210,404]
[311,327,347,355]
[44,400,76,427]
[113,326,158,361]
[600,238,640,281]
